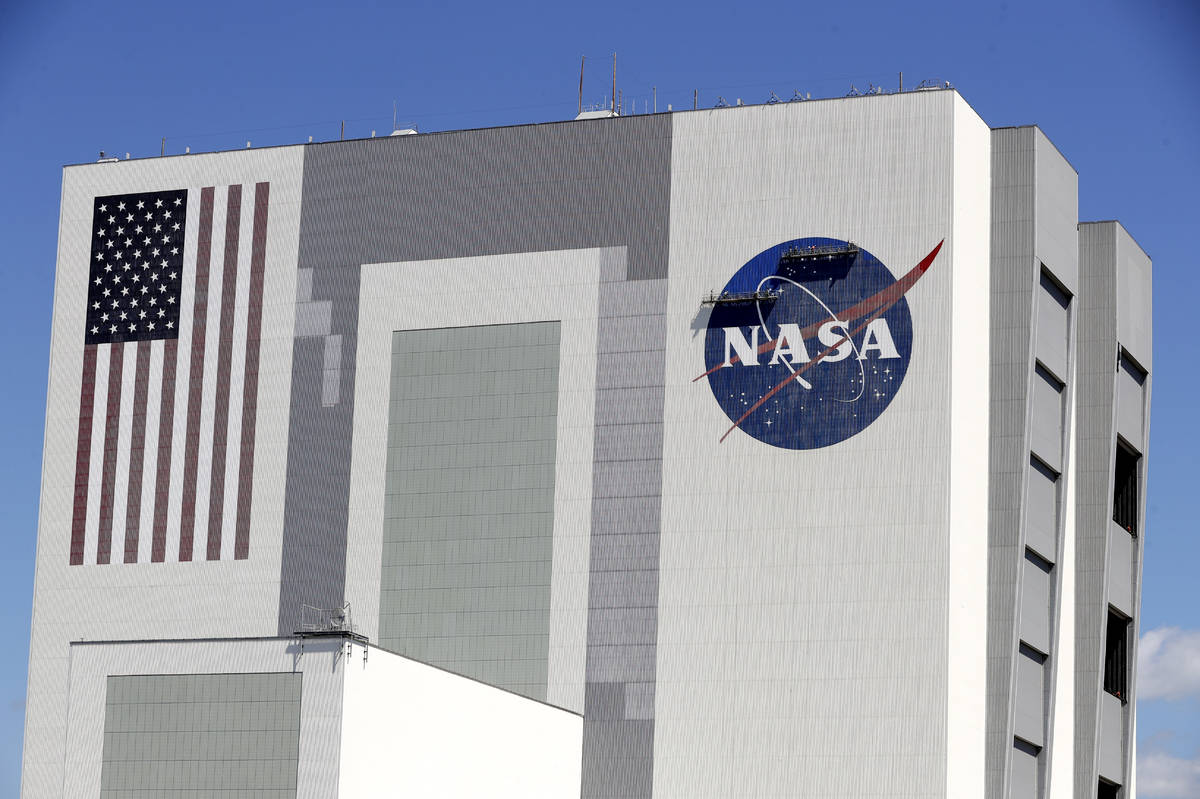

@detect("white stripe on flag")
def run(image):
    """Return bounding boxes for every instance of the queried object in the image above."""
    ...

[221,189,254,562]
[109,340,137,561]
[137,339,164,564]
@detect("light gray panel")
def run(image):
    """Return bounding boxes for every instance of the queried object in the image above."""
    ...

[377,321,561,701]
[1035,273,1070,383]
[988,126,1039,798]
[1098,692,1127,784]
[1010,738,1042,799]
[1107,521,1133,617]
[1116,357,1146,453]
[1014,648,1046,747]
[583,278,668,799]
[1025,458,1059,563]
[1020,551,1052,655]
[1033,128,1080,294]
[1030,365,1064,471]
[99,673,301,799]
[1115,225,1153,370]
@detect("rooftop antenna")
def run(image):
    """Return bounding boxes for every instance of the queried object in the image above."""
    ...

[611,53,616,113]
[899,71,904,92]
[160,137,165,157]
[653,86,657,113]
[578,56,585,115]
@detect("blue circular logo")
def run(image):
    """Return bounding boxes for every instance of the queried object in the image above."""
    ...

[702,237,918,450]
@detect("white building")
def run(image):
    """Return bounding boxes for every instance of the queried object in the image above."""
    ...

[25,88,1151,798]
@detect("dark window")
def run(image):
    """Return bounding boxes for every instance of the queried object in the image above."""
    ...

[1103,608,1130,702]
[1098,777,1121,799]
[1113,444,1140,534]
[1040,268,1072,309]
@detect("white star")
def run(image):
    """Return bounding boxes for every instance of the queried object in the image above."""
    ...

[125,213,133,223]
[167,296,176,304]
[92,301,100,309]
[170,247,179,255]
[102,288,111,297]
[103,264,112,273]
[117,201,125,211]
[119,311,127,320]
[97,229,105,238]
[154,198,163,208]
[166,321,174,329]
[125,238,132,247]
[148,322,155,330]
[128,323,137,332]
[101,313,109,322]
[108,215,115,224]
[153,223,161,233]
[91,326,98,335]
[160,259,168,267]
[148,297,157,306]
[105,240,114,249]
[163,210,171,219]
[95,253,104,261]
[98,204,107,212]
[161,236,170,244]
[157,308,164,317]
[136,200,145,210]
[135,226,143,234]
[139,310,147,320]
[109,325,117,333]
[173,197,181,206]
[94,277,102,285]
[152,248,160,257]
[172,222,180,231]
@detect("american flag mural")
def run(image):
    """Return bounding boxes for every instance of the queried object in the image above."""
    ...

[70,183,270,564]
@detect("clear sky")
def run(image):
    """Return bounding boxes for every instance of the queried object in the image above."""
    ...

[2,0,1197,794]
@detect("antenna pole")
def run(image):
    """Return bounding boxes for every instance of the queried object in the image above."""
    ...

[579,56,585,114]
[899,72,903,92]
[693,89,698,110]
[340,120,344,140]
[160,137,165,157]
[653,86,657,113]
[611,53,616,113]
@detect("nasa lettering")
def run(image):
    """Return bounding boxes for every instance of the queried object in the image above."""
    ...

[698,237,943,449]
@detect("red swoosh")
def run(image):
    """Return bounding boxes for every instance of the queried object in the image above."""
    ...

[694,239,944,383]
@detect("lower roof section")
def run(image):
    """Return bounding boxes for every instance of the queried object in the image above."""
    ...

[63,635,583,798]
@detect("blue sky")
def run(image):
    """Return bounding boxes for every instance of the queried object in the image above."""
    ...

[2,0,1197,794]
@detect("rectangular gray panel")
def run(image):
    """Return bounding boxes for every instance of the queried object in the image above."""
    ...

[1031,364,1064,472]
[1035,271,1070,382]
[1010,737,1043,799]
[100,673,301,799]
[1014,647,1046,747]
[378,321,560,701]
[1020,550,1052,655]
[1116,356,1146,453]
[1025,457,1058,563]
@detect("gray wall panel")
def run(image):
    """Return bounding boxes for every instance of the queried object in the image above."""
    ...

[1106,521,1133,618]
[1021,553,1052,655]
[283,114,673,635]
[100,673,301,799]
[1025,459,1059,563]
[1031,367,1064,471]
[1014,650,1046,747]
[1116,361,1146,453]
[378,322,560,701]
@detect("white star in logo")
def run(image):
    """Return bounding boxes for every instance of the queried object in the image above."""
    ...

[166,321,174,329]
[155,198,163,208]
[98,204,107,212]
[136,200,145,210]
[117,201,125,211]
[173,197,181,206]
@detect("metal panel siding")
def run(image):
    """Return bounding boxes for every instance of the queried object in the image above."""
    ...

[1015,650,1047,746]
[1115,359,1146,452]
[1036,284,1071,383]
[1106,522,1133,617]
[100,673,301,799]
[1031,367,1065,471]
[657,92,969,798]
[987,126,1039,798]
[1114,227,1153,371]
[1025,459,1059,563]
[1011,740,1042,799]
[1021,556,1052,654]
[378,322,560,701]
[1075,222,1125,795]
[1033,130,1080,295]
[1097,693,1126,784]
[283,114,673,635]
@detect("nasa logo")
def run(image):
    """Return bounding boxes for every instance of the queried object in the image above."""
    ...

[697,237,943,449]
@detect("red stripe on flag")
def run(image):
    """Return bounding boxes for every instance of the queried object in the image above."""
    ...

[69,344,98,565]
[207,184,242,560]
[235,182,269,560]
[179,186,215,562]
[123,340,151,563]
[151,339,178,562]
[96,343,125,564]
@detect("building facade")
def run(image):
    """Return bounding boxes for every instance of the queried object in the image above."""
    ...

[24,88,1151,798]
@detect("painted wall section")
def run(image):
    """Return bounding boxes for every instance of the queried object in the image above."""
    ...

[378,321,561,701]
[26,147,305,799]
[337,642,582,798]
